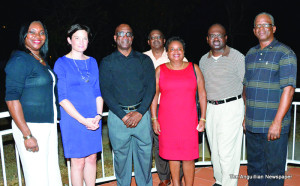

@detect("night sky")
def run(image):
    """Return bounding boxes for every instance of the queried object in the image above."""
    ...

[0,0,299,108]
[1,0,299,62]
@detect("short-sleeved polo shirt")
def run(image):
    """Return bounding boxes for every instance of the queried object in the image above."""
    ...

[244,39,297,133]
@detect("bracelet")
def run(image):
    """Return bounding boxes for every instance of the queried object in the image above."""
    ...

[200,118,206,122]
[97,113,103,117]
[151,117,157,121]
[23,134,33,140]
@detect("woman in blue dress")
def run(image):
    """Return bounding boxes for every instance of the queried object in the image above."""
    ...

[54,24,103,186]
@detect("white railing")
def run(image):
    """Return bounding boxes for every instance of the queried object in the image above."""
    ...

[1,95,300,185]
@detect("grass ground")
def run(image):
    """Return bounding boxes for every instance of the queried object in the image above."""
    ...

[1,113,300,185]
[0,117,115,185]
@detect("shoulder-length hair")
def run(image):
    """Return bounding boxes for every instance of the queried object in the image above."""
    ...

[18,20,49,59]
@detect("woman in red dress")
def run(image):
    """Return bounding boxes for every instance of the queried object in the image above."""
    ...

[150,37,207,186]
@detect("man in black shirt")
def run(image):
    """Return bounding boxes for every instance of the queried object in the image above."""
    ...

[99,24,155,186]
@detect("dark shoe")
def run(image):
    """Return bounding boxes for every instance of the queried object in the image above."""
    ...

[158,179,171,186]
[213,183,222,186]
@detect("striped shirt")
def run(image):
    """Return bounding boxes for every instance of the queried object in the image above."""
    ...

[199,46,245,100]
[244,39,297,133]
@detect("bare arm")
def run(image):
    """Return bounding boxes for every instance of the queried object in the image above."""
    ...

[194,64,207,132]
[268,86,295,141]
[6,100,39,152]
[59,99,99,130]
[96,96,104,115]
[242,86,247,131]
[93,96,104,125]
[150,67,161,135]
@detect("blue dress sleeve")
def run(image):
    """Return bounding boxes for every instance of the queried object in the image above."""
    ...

[91,57,101,98]
[54,57,67,103]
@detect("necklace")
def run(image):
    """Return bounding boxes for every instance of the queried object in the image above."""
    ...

[27,47,44,63]
[71,56,90,83]
[169,62,184,70]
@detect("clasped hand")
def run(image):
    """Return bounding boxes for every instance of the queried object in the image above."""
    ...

[122,111,142,128]
[84,115,101,130]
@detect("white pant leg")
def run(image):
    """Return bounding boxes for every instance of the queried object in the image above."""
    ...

[206,99,244,186]
[12,121,62,186]
[206,102,223,184]
[217,99,244,186]
[48,121,63,186]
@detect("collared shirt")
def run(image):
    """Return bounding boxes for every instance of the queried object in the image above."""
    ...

[99,50,156,119]
[143,49,188,69]
[244,39,297,133]
[199,46,245,100]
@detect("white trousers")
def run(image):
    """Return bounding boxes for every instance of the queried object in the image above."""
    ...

[12,121,62,186]
[206,98,244,186]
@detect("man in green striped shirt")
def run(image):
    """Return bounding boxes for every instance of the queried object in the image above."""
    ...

[243,12,297,186]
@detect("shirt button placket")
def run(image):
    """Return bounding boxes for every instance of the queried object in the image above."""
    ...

[259,52,263,61]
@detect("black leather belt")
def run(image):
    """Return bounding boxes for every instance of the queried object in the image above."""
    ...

[120,103,141,111]
[208,94,242,105]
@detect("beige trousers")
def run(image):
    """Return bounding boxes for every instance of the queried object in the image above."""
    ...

[206,98,244,186]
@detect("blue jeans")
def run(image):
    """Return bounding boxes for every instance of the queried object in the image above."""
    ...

[246,130,288,186]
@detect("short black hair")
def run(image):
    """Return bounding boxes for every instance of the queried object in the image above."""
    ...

[18,20,49,59]
[207,23,227,35]
[67,24,92,41]
[165,36,186,51]
[148,29,165,40]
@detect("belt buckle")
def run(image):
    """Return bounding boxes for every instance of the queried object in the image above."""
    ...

[128,106,135,110]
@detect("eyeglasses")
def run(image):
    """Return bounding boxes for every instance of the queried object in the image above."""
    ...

[168,48,183,52]
[117,31,133,37]
[208,34,225,39]
[150,36,163,40]
[254,24,274,28]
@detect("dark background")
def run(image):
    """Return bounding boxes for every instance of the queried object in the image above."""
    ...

[0,0,299,111]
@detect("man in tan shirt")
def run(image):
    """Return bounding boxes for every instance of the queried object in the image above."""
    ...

[199,24,245,186]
